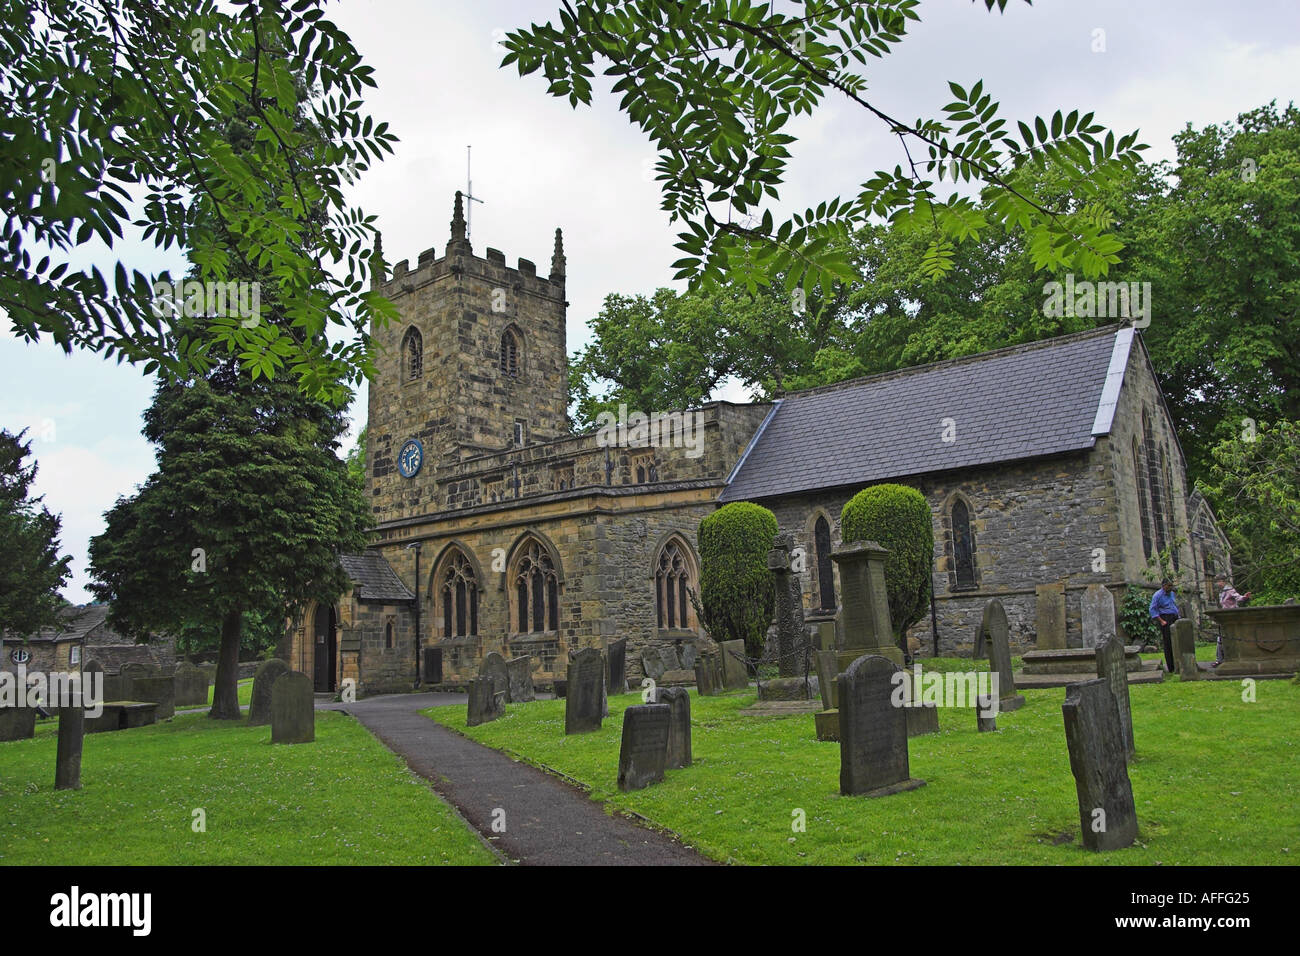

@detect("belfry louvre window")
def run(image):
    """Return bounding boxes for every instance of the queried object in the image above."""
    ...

[512,539,559,633]
[402,327,423,381]
[655,537,696,631]
[500,329,520,377]
[440,550,479,638]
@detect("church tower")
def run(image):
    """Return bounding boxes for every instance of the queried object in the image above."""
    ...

[365,194,569,522]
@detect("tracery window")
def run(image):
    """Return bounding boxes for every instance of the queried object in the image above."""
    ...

[439,549,479,638]
[512,539,559,633]
[655,537,696,631]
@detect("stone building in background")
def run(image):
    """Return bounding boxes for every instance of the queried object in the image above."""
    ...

[282,197,1228,696]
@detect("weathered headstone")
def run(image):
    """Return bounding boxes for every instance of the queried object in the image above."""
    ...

[769,533,808,677]
[606,637,627,694]
[480,652,509,700]
[552,678,567,698]
[617,704,670,791]
[0,705,37,742]
[506,655,535,703]
[120,661,158,681]
[679,642,697,672]
[1095,633,1134,757]
[838,655,925,797]
[640,648,667,682]
[814,649,838,711]
[128,675,175,720]
[1035,582,1067,650]
[1172,619,1198,680]
[657,646,680,674]
[1081,584,1116,651]
[101,668,129,703]
[248,658,289,725]
[719,639,748,690]
[832,542,899,663]
[976,691,998,732]
[658,686,691,769]
[693,654,715,696]
[565,647,604,734]
[1061,678,1138,851]
[982,599,1025,712]
[173,661,209,707]
[466,676,505,727]
[270,671,315,744]
[54,697,84,790]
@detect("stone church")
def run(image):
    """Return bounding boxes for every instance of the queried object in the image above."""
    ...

[282,195,1230,697]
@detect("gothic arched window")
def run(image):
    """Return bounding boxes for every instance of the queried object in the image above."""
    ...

[438,549,479,638]
[813,515,836,610]
[499,327,520,378]
[655,537,697,631]
[1161,448,1179,571]
[511,538,559,633]
[1143,411,1168,557]
[384,619,394,649]
[402,327,422,381]
[1134,436,1153,559]
[950,497,977,589]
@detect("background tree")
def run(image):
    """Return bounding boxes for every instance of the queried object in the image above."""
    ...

[696,501,778,660]
[1199,420,1300,604]
[840,484,933,648]
[2,0,397,399]
[346,424,368,486]
[0,429,73,635]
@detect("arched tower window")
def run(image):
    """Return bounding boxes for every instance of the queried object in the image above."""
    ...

[949,497,977,590]
[511,537,559,633]
[401,327,423,381]
[1133,435,1153,560]
[499,327,520,378]
[655,536,697,631]
[813,515,836,610]
[437,549,479,638]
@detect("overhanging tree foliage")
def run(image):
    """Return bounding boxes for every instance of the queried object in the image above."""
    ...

[0,429,72,635]
[505,0,1145,301]
[840,483,933,645]
[2,0,397,400]
[697,501,778,659]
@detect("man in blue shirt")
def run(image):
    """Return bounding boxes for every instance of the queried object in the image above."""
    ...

[1149,579,1181,672]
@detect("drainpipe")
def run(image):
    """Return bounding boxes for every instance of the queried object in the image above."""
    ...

[407,541,422,688]
[930,554,940,657]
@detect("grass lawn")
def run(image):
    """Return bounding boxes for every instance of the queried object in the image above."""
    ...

[426,669,1299,865]
[202,677,254,708]
[0,711,496,865]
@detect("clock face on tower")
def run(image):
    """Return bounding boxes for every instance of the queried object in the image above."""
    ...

[397,438,424,478]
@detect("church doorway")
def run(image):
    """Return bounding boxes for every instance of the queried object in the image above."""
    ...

[313,604,337,692]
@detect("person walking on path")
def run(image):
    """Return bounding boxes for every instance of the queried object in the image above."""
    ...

[1149,579,1181,672]
[1212,573,1252,666]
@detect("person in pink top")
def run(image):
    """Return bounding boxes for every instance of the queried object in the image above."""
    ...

[1213,573,1252,666]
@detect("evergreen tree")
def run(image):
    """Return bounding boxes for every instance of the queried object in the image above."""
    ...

[0,429,72,635]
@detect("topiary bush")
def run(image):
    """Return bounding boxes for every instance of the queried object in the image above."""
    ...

[840,483,934,643]
[697,501,778,660]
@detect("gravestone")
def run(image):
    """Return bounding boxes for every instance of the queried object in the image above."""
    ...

[658,687,692,769]
[768,533,808,677]
[270,671,315,744]
[565,647,604,734]
[128,676,175,720]
[976,693,998,732]
[506,656,535,703]
[657,646,680,674]
[982,599,1025,712]
[173,661,209,706]
[832,541,899,664]
[248,658,289,726]
[1172,619,1198,680]
[1096,633,1135,757]
[641,648,667,682]
[899,668,940,737]
[838,655,925,797]
[1061,678,1138,851]
[679,643,697,672]
[1081,584,1116,651]
[552,678,567,698]
[480,652,509,700]
[814,649,838,711]
[54,695,84,790]
[0,705,37,741]
[719,639,748,690]
[694,654,715,697]
[1035,582,1067,650]
[606,638,628,694]
[466,676,504,727]
[101,668,129,703]
[120,662,158,681]
[617,704,670,791]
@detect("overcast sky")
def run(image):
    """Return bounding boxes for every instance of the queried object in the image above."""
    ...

[3,0,1297,604]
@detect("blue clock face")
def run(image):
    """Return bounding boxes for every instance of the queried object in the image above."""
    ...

[397,439,423,478]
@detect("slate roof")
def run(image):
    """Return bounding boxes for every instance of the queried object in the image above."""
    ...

[340,552,415,602]
[720,326,1126,502]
